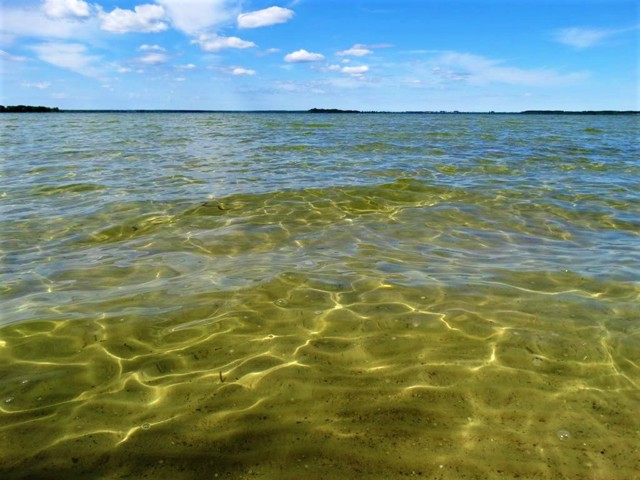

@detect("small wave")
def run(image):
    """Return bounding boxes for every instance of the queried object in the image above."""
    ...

[35,183,106,195]
[583,127,605,134]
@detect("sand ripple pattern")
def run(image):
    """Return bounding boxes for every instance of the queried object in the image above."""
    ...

[1,112,639,479]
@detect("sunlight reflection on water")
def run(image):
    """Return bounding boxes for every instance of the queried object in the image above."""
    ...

[1,112,639,479]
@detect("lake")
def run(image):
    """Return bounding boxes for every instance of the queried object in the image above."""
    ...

[1,112,639,479]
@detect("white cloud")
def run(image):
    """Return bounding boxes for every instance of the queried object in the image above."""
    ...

[193,33,256,52]
[337,44,372,57]
[1,5,98,40]
[238,6,294,29]
[433,52,588,87]
[21,81,52,89]
[176,63,196,70]
[155,0,239,35]
[42,0,91,19]
[138,44,166,51]
[137,52,169,64]
[553,27,619,48]
[232,67,256,75]
[341,65,369,75]
[284,49,325,63]
[99,4,167,34]
[323,64,369,75]
[30,42,101,77]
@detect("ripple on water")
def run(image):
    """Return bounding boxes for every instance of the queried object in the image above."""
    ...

[1,112,639,479]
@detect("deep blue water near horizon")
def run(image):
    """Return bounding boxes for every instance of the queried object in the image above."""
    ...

[1,112,639,479]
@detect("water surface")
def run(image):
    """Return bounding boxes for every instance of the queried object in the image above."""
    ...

[1,113,639,479]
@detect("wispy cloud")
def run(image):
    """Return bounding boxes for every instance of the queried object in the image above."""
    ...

[232,67,256,76]
[238,6,294,29]
[337,44,372,57]
[137,52,169,64]
[30,42,101,77]
[139,44,166,52]
[0,50,29,62]
[284,49,325,63]
[21,81,52,89]
[274,79,327,94]
[432,52,588,87]
[553,26,636,48]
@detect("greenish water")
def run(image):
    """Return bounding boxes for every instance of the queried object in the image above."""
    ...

[1,112,639,479]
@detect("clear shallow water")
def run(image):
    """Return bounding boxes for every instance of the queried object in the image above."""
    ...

[1,112,639,479]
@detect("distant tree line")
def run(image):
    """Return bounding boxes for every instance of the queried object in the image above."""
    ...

[308,108,361,113]
[521,110,638,115]
[0,105,60,112]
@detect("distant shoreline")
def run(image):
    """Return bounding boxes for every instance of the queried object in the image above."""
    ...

[1,105,60,113]
[307,108,640,115]
[1,105,638,115]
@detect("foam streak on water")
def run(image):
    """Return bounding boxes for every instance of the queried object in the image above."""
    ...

[1,113,639,479]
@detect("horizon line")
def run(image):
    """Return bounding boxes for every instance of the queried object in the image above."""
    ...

[1,105,639,115]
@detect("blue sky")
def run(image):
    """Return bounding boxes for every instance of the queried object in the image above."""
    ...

[1,0,638,111]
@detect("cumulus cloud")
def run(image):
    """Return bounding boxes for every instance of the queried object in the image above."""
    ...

[337,44,372,57]
[30,42,101,76]
[155,0,239,35]
[99,4,167,34]
[192,33,256,52]
[232,67,256,75]
[341,65,369,75]
[238,6,294,29]
[324,64,369,75]
[553,27,621,48]
[1,5,98,40]
[137,52,169,64]
[284,49,325,63]
[42,0,91,19]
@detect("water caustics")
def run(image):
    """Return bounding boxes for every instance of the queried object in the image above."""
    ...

[1,112,639,479]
